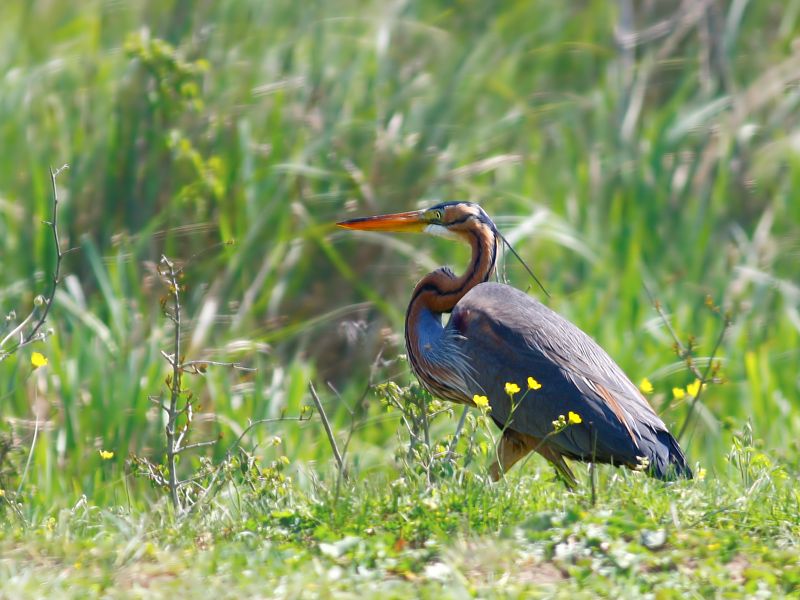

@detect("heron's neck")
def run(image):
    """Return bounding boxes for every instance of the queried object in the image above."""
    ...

[407,225,498,320]
[403,224,497,402]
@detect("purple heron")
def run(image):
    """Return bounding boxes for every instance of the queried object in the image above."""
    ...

[338,202,691,483]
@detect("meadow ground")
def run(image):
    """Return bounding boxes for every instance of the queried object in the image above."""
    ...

[2,452,799,598]
[1,1,799,597]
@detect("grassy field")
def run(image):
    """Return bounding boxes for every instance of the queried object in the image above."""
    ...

[1,0,799,597]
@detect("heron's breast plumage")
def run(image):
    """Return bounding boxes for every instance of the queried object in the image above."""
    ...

[405,302,479,404]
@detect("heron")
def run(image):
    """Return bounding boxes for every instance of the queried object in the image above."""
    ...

[337,201,692,484]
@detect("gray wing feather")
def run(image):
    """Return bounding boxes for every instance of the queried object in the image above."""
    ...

[448,282,690,478]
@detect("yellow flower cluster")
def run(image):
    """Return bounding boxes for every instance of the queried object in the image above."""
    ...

[673,379,704,400]
[472,394,490,410]
[552,411,582,432]
[99,450,114,460]
[505,377,543,397]
[639,378,654,394]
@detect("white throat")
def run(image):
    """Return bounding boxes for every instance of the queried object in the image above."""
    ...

[424,223,461,241]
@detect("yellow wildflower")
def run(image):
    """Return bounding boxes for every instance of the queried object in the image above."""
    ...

[99,450,114,460]
[639,378,654,394]
[504,382,520,395]
[672,387,686,400]
[472,394,489,409]
[697,468,707,481]
[0,489,5,497]
[527,377,542,390]
[686,379,702,397]
[567,411,582,425]
[31,352,48,369]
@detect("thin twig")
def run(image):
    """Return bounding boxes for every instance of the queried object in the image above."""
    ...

[175,440,219,454]
[0,311,36,351]
[677,317,730,441]
[1,165,70,361]
[308,381,343,472]
[644,284,731,441]
[25,165,69,342]
[644,284,725,383]
[446,406,469,461]
[325,379,371,500]
[148,395,169,412]
[225,415,310,458]
[172,240,235,276]
[159,350,178,366]
[17,415,39,496]
[322,349,384,499]
[182,359,257,372]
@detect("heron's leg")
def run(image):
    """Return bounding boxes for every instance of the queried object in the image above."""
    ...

[489,429,537,481]
[489,429,577,489]
[537,446,577,489]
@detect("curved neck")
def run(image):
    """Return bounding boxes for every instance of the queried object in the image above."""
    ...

[407,223,498,319]
[403,222,498,402]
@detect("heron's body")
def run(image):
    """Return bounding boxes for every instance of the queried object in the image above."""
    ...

[339,202,691,482]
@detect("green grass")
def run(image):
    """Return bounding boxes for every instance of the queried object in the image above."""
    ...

[2,457,799,598]
[1,0,800,596]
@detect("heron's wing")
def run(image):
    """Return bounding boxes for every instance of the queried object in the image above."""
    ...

[450,282,689,477]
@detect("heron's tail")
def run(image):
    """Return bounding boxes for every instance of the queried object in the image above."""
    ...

[648,430,693,480]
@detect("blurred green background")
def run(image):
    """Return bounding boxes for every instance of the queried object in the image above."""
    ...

[1,0,798,506]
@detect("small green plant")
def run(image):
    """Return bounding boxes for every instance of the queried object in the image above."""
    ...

[130,255,222,512]
[374,379,504,486]
[726,421,788,494]
[131,253,311,515]
[376,381,451,482]
[377,383,432,478]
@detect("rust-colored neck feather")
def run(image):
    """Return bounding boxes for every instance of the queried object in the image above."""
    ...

[406,221,498,319]
[403,219,498,402]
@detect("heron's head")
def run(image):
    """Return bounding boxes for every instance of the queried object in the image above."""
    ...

[338,201,549,296]
[337,201,497,243]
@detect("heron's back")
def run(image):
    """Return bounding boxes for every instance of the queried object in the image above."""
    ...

[450,282,691,479]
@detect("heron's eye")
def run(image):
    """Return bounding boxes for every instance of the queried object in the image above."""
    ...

[428,209,443,222]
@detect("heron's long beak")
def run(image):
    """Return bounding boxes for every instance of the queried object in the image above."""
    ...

[336,210,426,233]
